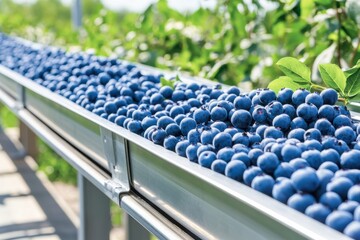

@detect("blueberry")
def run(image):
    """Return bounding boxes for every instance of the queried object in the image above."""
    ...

[231,152,251,166]
[304,128,321,141]
[314,118,334,136]
[277,88,293,104]
[231,110,252,129]
[274,162,295,178]
[211,159,227,174]
[243,166,263,186]
[216,148,235,163]
[165,123,181,136]
[157,116,175,129]
[199,151,217,168]
[292,89,310,107]
[305,92,323,109]
[151,128,166,145]
[325,211,353,232]
[272,114,291,131]
[211,121,228,132]
[290,117,308,130]
[163,136,179,151]
[213,132,232,150]
[252,106,268,124]
[259,89,276,105]
[104,102,117,114]
[348,185,360,203]
[316,169,334,198]
[175,140,191,157]
[338,201,359,214]
[281,144,302,162]
[319,161,339,173]
[234,95,251,110]
[287,129,305,142]
[318,105,336,122]
[282,104,296,119]
[341,150,360,170]
[232,132,250,147]
[225,160,247,181]
[296,103,318,123]
[321,88,338,105]
[264,126,283,139]
[187,129,201,144]
[344,221,360,240]
[201,127,220,145]
[251,175,275,196]
[257,152,279,174]
[248,149,264,165]
[272,178,296,204]
[193,107,210,124]
[320,192,342,210]
[301,150,321,169]
[304,139,322,151]
[305,203,331,223]
[287,193,315,213]
[179,117,197,136]
[197,144,215,157]
[186,143,201,162]
[333,115,352,129]
[327,177,354,200]
[335,126,356,145]
[115,115,127,126]
[265,101,283,121]
[291,167,319,193]
[210,106,228,121]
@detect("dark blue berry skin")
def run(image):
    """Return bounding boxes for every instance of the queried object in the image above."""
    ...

[291,167,319,192]
[243,166,263,186]
[231,110,252,129]
[151,128,167,145]
[179,117,197,136]
[327,177,354,200]
[296,103,318,123]
[175,140,191,157]
[290,117,308,130]
[292,89,310,107]
[281,144,302,162]
[283,104,296,119]
[227,86,241,96]
[157,116,175,129]
[348,185,360,203]
[344,221,360,239]
[304,139,322,151]
[338,201,359,214]
[211,159,227,174]
[264,127,283,139]
[165,123,181,136]
[201,127,220,145]
[252,106,268,124]
[265,101,283,121]
[289,158,310,170]
[287,193,316,213]
[104,102,117,114]
[187,129,201,144]
[210,106,228,121]
[301,150,322,169]
[213,132,233,151]
[272,114,291,131]
[163,136,179,151]
[314,118,334,136]
[318,105,336,122]
[216,148,235,163]
[335,126,356,145]
[198,151,217,168]
[186,143,201,162]
[197,144,215,157]
[141,116,157,130]
[277,88,293,104]
[304,128,322,141]
[251,175,275,196]
[274,162,295,178]
[288,129,305,142]
[211,121,228,132]
[320,192,342,210]
[305,92,323,109]
[231,152,251,166]
[257,152,279,174]
[326,211,353,232]
[272,178,296,204]
[305,203,331,223]
[248,149,264,165]
[234,95,251,110]
[225,160,247,181]
[232,132,250,147]
[333,115,352,129]
[320,149,340,165]
[321,88,338,105]
[341,150,360,169]
[169,106,185,118]
[259,89,276,105]
[193,107,210,124]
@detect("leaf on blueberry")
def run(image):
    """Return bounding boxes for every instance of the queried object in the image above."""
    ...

[319,64,346,95]
[268,76,310,93]
[276,57,311,84]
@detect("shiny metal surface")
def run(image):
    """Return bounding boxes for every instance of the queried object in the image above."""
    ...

[0,64,352,240]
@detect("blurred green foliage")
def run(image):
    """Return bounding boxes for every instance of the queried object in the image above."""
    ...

[0,0,359,88]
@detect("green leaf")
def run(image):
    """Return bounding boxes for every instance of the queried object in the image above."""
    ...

[268,76,310,93]
[319,64,346,94]
[160,77,176,89]
[346,0,360,26]
[276,57,311,84]
[345,68,360,97]
[314,0,333,7]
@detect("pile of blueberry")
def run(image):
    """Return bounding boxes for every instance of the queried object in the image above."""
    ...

[2,33,360,238]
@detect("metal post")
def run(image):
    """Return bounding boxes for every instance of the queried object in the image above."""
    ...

[72,0,82,29]
[19,120,38,159]
[124,213,151,240]
[78,173,111,240]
